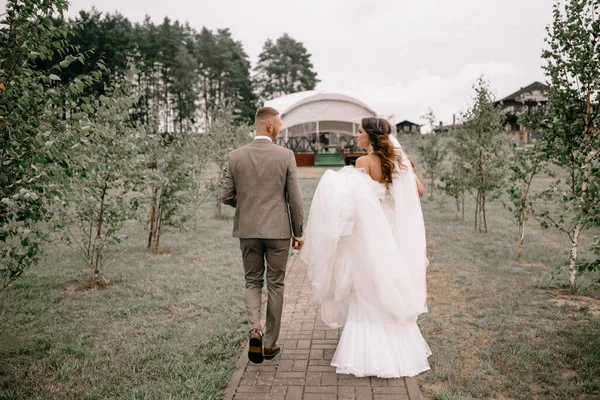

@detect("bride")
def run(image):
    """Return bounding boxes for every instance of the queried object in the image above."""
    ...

[300,117,431,378]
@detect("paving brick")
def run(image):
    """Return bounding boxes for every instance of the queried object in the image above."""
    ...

[356,386,373,400]
[308,365,337,372]
[246,365,277,372]
[256,372,275,385]
[303,394,337,400]
[292,359,308,372]
[275,372,306,379]
[284,339,298,349]
[277,359,294,372]
[373,394,409,400]
[373,387,407,394]
[312,331,327,339]
[285,386,303,400]
[338,376,371,387]
[234,393,266,400]
[309,349,324,359]
[370,377,389,387]
[339,387,356,399]
[322,372,337,386]
[304,386,337,393]
[325,330,339,340]
[388,379,405,387]
[305,372,322,386]
[268,386,287,400]
[236,385,270,393]
[272,378,306,386]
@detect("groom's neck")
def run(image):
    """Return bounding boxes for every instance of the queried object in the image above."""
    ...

[256,131,276,141]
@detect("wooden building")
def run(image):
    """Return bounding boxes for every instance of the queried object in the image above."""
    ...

[497,81,549,142]
[396,120,422,134]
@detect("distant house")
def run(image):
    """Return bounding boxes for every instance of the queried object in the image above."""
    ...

[432,114,459,135]
[396,120,421,134]
[497,81,549,140]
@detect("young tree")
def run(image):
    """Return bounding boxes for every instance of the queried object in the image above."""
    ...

[206,104,252,218]
[418,109,447,200]
[505,145,546,259]
[62,62,142,286]
[504,106,548,259]
[440,144,470,220]
[536,0,600,288]
[0,0,102,291]
[187,132,212,230]
[142,130,194,254]
[254,33,319,103]
[460,77,508,233]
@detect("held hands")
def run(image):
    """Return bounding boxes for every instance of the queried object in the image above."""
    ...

[292,238,304,251]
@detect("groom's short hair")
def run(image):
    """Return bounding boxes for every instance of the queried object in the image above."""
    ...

[255,107,279,124]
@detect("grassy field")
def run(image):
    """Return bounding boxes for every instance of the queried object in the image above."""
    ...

[400,135,600,400]
[1,196,250,399]
[1,146,599,399]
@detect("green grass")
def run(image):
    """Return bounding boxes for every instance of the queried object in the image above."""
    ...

[0,199,249,400]
[1,156,599,400]
[403,154,600,397]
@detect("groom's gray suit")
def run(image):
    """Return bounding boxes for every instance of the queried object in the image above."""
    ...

[221,136,303,349]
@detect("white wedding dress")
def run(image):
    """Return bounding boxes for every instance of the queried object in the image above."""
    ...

[300,148,431,378]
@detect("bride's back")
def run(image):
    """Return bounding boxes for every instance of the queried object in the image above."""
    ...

[356,154,386,184]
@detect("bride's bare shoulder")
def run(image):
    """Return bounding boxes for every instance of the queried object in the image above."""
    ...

[355,156,371,171]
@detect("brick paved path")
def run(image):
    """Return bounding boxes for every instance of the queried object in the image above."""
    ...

[223,255,423,400]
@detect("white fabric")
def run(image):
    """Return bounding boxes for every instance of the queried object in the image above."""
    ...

[300,153,431,378]
[253,135,272,142]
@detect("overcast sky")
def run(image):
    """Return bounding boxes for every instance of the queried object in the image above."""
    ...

[7,0,556,127]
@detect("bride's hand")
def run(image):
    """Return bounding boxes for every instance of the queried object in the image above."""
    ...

[292,238,304,251]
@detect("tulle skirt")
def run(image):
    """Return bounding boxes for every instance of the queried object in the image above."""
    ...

[331,293,432,378]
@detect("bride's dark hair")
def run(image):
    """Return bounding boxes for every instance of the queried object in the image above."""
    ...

[361,117,397,187]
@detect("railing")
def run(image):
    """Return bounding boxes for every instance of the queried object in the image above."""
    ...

[276,137,314,153]
[277,135,366,155]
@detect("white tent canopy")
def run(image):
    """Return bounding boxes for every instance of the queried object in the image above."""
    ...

[264,90,379,138]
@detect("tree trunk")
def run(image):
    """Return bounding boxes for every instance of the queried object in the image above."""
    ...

[476,189,486,233]
[92,180,109,282]
[153,204,163,254]
[566,87,594,289]
[462,191,465,221]
[148,185,156,249]
[517,171,536,259]
[517,210,525,259]
[454,192,460,219]
[482,191,488,233]
[151,188,162,254]
[428,172,434,201]
[568,223,583,289]
[474,191,479,231]
[216,196,223,219]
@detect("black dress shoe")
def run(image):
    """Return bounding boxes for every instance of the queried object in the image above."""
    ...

[263,345,281,360]
[248,328,264,364]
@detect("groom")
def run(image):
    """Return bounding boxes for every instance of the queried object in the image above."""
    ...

[221,106,304,364]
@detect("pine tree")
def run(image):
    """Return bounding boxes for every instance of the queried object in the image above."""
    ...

[254,33,319,102]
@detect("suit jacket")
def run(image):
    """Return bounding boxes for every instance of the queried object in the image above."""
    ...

[221,139,304,239]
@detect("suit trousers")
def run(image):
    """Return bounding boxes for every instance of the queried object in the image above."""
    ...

[239,238,290,349]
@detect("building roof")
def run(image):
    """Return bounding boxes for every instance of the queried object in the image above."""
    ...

[264,90,378,117]
[500,81,550,102]
[396,120,421,127]
[263,90,379,130]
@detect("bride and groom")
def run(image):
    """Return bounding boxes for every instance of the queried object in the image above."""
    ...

[221,106,431,378]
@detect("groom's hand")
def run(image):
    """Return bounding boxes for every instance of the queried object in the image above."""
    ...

[292,238,304,251]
